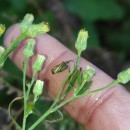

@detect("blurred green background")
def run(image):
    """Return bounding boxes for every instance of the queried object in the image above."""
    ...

[0,0,130,130]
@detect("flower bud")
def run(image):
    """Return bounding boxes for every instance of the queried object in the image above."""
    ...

[75,29,88,55]
[0,24,5,36]
[23,39,35,58]
[32,54,46,74]
[33,80,44,96]
[117,68,130,84]
[26,22,50,37]
[20,14,34,33]
[82,66,95,83]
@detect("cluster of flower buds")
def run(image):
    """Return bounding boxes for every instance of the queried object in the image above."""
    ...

[23,38,35,59]
[20,14,50,37]
[32,54,46,75]
[75,29,89,55]
[0,24,5,36]
[117,68,130,84]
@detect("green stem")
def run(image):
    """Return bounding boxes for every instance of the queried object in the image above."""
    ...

[22,58,28,130]
[0,32,26,66]
[50,54,80,108]
[28,54,81,130]
[28,80,118,130]
[77,80,118,98]
[26,73,35,100]
[28,96,76,130]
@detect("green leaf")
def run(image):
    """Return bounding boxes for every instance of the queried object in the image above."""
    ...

[8,96,23,130]
[26,102,35,116]
[78,81,92,95]
[45,110,63,123]
[61,69,81,99]
[106,27,130,52]
[64,0,124,21]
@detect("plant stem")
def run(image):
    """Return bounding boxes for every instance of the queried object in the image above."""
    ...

[22,58,28,130]
[28,80,118,130]
[0,32,26,66]
[28,54,81,130]
[77,80,118,98]
[50,55,80,108]
[26,73,35,99]
[28,95,76,130]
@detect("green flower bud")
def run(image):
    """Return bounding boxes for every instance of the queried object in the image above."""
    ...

[0,46,5,57]
[23,39,35,58]
[117,68,130,84]
[33,80,44,96]
[20,14,34,33]
[0,24,5,36]
[75,29,89,55]
[32,54,46,74]
[26,22,50,37]
[82,66,95,83]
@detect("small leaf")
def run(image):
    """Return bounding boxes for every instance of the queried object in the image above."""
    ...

[45,110,63,123]
[8,96,23,130]
[78,81,92,95]
[61,69,81,99]
[26,102,35,116]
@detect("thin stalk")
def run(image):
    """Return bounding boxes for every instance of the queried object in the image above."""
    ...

[28,95,76,130]
[77,80,118,98]
[28,79,118,130]
[50,54,80,108]
[26,73,35,100]
[0,32,26,66]
[28,54,81,130]
[22,58,28,130]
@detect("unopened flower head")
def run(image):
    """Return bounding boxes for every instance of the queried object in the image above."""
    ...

[23,39,35,58]
[0,24,5,36]
[75,29,88,55]
[20,14,34,33]
[117,68,130,84]
[82,66,95,83]
[33,80,44,96]
[26,22,50,37]
[32,54,46,74]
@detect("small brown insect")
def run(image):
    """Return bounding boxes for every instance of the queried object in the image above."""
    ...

[51,60,74,74]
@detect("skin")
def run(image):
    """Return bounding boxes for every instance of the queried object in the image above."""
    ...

[4,24,130,130]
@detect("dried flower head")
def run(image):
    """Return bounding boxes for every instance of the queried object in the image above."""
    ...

[82,66,95,83]
[26,22,50,37]
[23,39,35,58]
[33,80,44,96]
[20,14,34,33]
[75,29,88,55]
[32,54,46,74]
[117,68,130,84]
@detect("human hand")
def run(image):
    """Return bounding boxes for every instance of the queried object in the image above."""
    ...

[4,24,130,130]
